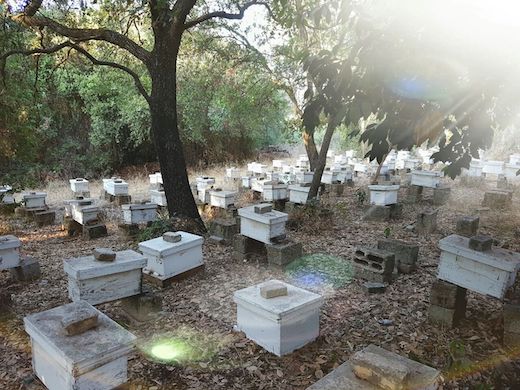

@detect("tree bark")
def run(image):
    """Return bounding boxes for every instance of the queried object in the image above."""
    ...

[308,113,341,200]
[148,31,203,229]
[303,128,319,171]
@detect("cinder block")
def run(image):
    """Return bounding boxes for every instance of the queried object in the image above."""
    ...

[209,218,239,244]
[433,186,451,206]
[284,201,298,213]
[456,216,479,237]
[469,235,493,252]
[9,256,41,282]
[503,303,520,335]
[416,209,438,234]
[260,281,288,298]
[377,238,418,273]
[428,304,464,328]
[353,247,395,275]
[0,291,11,310]
[363,205,390,221]
[430,280,467,310]
[118,223,140,238]
[266,240,303,266]
[407,185,423,202]
[389,203,403,219]
[362,282,386,294]
[482,190,513,209]
[82,224,108,240]
[232,234,266,261]
[34,210,56,227]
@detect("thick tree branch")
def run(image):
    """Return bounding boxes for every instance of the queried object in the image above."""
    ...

[15,2,151,64]
[184,1,271,29]
[1,42,150,103]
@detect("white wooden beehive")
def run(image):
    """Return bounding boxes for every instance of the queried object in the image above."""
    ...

[139,231,204,280]
[149,172,163,185]
[226,167,241,179]
[64,250,147,305]
[196,176,215,191]
[105,179,129,196]
[234,280,323,356]
[0,235,21,270]
[288,184,310,205]
[102,177,117,192]
[266,171,280,181]
[345,150,355,158]
[482,161,504,175]
[437,234,520,300]
[411,170,441,188]
[71,204,100,225]
[122,203,158,225]
[354,163,367,173]
[334,155,347,164]
[404,158,421,170]
[510,154,520,166]
[368,184,399,206]
[241,176,252,189]
[209,190,236,209]
[198,187,212,203]
[468,160,483,177]
[251,177,266,193]
[0,185,14,204]
[23,192,47,209]
[24,300,136,390]
[295,171,313,184]
[69,178,89,193]
[262,183,288,201]
[64,199,94,218]
[321,171,339,184]
[150,190,167,206]
[272,160,284,169]
[238,205,288,244]
[504,164,519,179]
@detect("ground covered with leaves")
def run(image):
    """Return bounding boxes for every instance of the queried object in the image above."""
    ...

[1,175,520,389]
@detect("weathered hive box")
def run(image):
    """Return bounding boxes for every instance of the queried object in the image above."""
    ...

[510,154,520,166]
[0,185,14,204]
[411,170,441,188]
[69,178,89,193]
[482,160,504,175]
[438,234,520,300]
[266,171,280,181]
[198,187,212,203]
[139,231,204,280]
[24,300,136,390]
[263,183,288,201]
[288,184,310,205]
[64,250,147,305]
[150,190,167,206]
[368,184,399,206]
[468,160,483,177]
[234,280,323,356]
[321,170,339,184]
[23,192,47,209]
[238,205,288,244]
[225,167,241,179]
[196,176,215,191]
[71,204,100,225]
[209,190,236,209]
[295,171,313,184]
[64,199,94,217]
[102,177,117,192]
[122,203,157,225]
[149,172,163,185]
[105,179,129,196]
[0,235,21,270]
[251,177,266,193]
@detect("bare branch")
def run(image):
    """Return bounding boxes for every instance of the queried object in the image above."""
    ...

[184,1,271,29]
[1,42,150,103]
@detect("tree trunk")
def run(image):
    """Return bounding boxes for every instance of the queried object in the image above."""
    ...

[371,152,388,185]
[303,128,319,171]
[148,33,204,229]
[308,114,341,200]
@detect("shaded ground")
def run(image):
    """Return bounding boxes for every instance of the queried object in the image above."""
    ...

[1,175,520,389]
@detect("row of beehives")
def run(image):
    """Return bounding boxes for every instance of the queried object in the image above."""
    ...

[464,155,520,178]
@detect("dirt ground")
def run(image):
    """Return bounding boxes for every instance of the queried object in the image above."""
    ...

[1,173,520,390]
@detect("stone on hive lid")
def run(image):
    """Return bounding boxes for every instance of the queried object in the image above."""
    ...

[60,305,98,336]
[469,235,493,252]
[254,204,273,214]
[93,248,116,262]
[163,232,182,243]
[260,281,288,299]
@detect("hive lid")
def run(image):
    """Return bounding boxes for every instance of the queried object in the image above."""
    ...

[368,185,400,191]
[24,300,136,375]
[63,249,147,279]
[138,231,204,257]
[23,192,46,198]
[288,184,311,193]
[209,190,236,198]
[438,234,520,272]
[0,235,21,250]
[122,203,158,211]
[237,205,288,224]
[411,170,441,177]
[233,280,323,320]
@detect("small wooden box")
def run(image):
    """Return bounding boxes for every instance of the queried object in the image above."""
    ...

[150,190,167,206]
[209,190,236,209]
[105,179,128,196]
[288,184,310,205]
[23,192,47,209]
[262,183,288,201]
[437,234,520,299]
[0,185,14,204]
[24,300,136,390]
[234,280,323,356]
[64,250,147,305]
[411,170,441,188]
[122,203,157,225]
[368,184,400,206]
[295,171,313,184]
[238,205,288,244]
[149,172,163,185]
[71,204,100,225]
[0,235,21,270]
[139,231,204,280]
[69,178,89,193]
[251,178,266,193]
[321,171,339,184]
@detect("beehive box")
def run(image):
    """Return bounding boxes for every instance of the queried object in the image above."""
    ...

[122,203,157,225]
[69,178,89,193]
[150,190,167,206]
[368,185,399,206]
[234,280,323,356]
[198,187,212,203]
[105,179,128,196]
[404,158,421,170]
[23,192,47,209]
[0,185,14,204]
[210,190,236,209]
[138,231,204,280]
[64,199,94,218]
[482,160,504,175]
[468,160,483,177]
[226,167,241,179]
[411,170,441,188]
[266,171,280,181]
[196,176,215,191]
[354,163,367,173]
[505,164,520,179]
[263,183,288,201]
[241,176,252,188]
[321,171,339,184]
[71,204,100,225]
[251,177,266,193]
[288,184,310,205]
[24,300,136,390]
[272,160,284,169]
[510,154,520,166]
[149,172,163,185]
[63,250,147,305]
[238,205,288,244]
[0,235,21,270]
[437,235,520,300]
[295,171,313,184]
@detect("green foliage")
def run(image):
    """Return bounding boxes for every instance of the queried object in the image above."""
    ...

[356,188,367,205]
[137,217,175,242]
